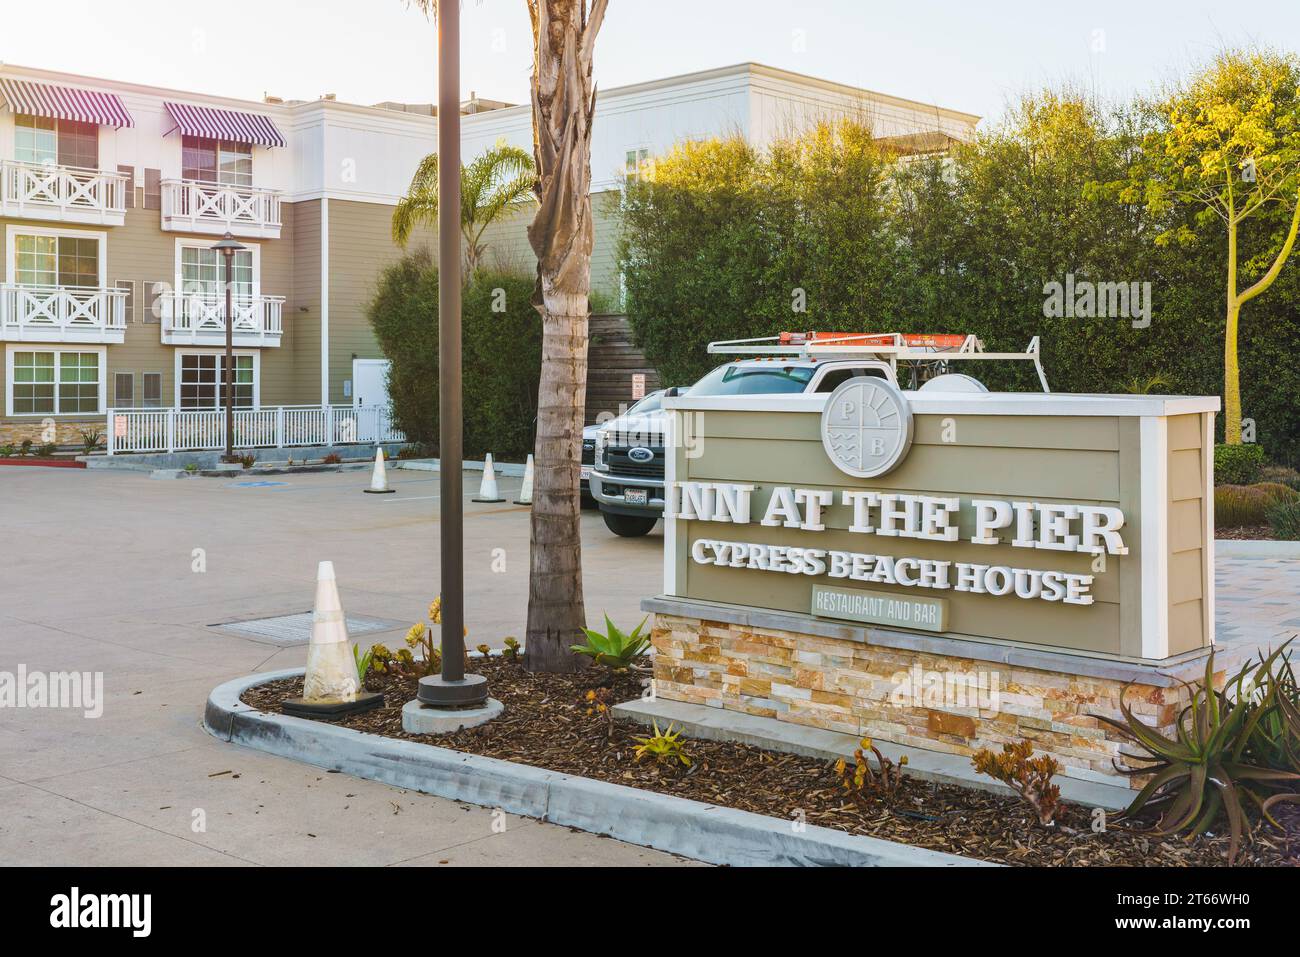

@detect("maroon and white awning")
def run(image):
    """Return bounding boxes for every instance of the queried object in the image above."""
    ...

[0,78,134,128]
[162,101,285,149]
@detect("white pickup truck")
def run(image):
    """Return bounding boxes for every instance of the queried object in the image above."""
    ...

[589,332,1048,536]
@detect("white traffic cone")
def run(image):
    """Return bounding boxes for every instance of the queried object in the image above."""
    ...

[472,452,505,502]
[513,453,534,505]
[363,447,395,494]
[302,561,360,703]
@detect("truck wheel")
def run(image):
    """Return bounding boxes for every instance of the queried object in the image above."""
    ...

[602,511,658,537]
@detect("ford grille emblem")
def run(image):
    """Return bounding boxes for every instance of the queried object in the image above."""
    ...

[628,446,654,463]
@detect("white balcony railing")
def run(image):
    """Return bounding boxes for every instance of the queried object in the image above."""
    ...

[0,284,128,343]
[160,291,285,347]
[0,160,129,225]
[160,179,283,238]
[105,405,404,455]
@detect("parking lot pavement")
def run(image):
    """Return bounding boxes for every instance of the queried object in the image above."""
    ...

[0,464,692,867]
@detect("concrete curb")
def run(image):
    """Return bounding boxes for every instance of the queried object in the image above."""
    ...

[204,669,996,867]
[1216,539,1300,559]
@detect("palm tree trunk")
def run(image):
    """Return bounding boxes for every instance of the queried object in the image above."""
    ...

[523,0,607,672]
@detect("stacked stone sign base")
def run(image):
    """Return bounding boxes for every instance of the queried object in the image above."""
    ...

[647,603,1239,788]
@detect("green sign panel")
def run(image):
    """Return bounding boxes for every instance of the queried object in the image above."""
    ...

[811,585,949,633]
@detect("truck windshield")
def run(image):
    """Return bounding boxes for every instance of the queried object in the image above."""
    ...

[686,364,815,396]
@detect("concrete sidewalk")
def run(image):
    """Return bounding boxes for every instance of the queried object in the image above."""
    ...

[0,465,689,866]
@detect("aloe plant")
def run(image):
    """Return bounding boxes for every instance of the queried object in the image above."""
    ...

[632,721,692,767]
[1096,647,1300,862]
[570,615,650,671]
[353,644,374,684]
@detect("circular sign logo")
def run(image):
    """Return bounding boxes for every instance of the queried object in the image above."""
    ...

[628,446,654,463]
[820,376,914,478]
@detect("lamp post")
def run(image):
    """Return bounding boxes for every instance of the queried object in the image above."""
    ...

[415,0,487,708]
[212,232,246,462]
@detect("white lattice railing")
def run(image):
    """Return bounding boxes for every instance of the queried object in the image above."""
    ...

[0,284,128,343]
[0,160,128,222]
[161,179,282,237]
[159,291,285,345]
[105,405,404,455]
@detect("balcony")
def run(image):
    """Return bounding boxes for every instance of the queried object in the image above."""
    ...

[160,179,283,238]
[0,160,128,226]
[160,291,285,347]
[0,284,127,344]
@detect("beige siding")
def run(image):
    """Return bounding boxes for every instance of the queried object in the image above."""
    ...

[676,409,1147,657]
[325,199,433,406]
[1166,412,1209,655]
[288,199,322,405]
[2,205,300,427]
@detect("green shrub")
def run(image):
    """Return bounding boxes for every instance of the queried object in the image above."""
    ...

[1215,484,1268,527]
[618,87,1300,462]
[1214,444,1267,484]
[1260,464,1300,490]
[1215,483,1299,528]
[1267,499,1300,540]
[367,251,542,461]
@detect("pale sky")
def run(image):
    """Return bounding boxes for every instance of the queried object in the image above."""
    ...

[3,1,1298,124]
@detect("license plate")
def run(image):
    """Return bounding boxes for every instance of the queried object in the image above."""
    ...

[580,466,591,480]
[624,487,648,506]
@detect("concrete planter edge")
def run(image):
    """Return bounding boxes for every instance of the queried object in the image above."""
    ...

[204,668,997,868]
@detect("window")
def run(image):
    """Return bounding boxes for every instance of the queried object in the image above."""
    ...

[142,372,162,408]
[813,367,889,393]
[14,234,100,288]
[180,245,252,299]
[685,364,815,397]
[182,136,252,187]
[114,372,134,408]
[13,115,98,169]
[624,148,651,182]
[15,115,56,165]
[9,349,101,415]
[180,353,254,409]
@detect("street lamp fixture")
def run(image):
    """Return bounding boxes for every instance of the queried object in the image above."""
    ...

[212,232,246,462]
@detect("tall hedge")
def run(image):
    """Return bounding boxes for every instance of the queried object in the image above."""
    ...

[367,250,542,461]
[618,93,1300,463]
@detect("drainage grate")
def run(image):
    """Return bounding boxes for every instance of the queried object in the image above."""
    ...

[210,612,408,646]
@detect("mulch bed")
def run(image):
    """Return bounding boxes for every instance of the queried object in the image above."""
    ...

[1216,525,1277,540]
[243,658,1300,867]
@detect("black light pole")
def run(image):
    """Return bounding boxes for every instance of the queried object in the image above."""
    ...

[417,0,487,707]
[213,232,246,462]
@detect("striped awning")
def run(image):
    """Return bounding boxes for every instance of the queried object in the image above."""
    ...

[163,101,285,149]
[0,78,134,128]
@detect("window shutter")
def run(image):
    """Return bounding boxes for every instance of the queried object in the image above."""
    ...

[118,165,136,209]
[143,168,161,210]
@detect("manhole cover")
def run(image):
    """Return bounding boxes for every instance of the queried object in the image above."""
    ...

[210,612,408,645]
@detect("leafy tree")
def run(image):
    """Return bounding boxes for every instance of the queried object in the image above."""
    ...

[366,250,541,459]
[1128,48,1300,444]
[392,141,536,273]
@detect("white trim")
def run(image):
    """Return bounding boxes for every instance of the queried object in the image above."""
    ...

[5,223,108,284]
[172,347,261,410]
[663,410,679,597]
[1202,411,1216,647]
[320,197,329,406]
[172,237,261,297]
[664,392,1222,417]
[1139,416,1170,659]
[4,342,106,417]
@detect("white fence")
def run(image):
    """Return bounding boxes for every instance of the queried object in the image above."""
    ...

[105,405,404,455]
[1,160,128,221]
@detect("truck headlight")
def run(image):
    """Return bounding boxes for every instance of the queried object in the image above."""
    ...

[594,432,606,469]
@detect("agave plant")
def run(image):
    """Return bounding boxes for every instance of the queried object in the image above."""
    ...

[1096,647,1300,862]
[570,615,651,671]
